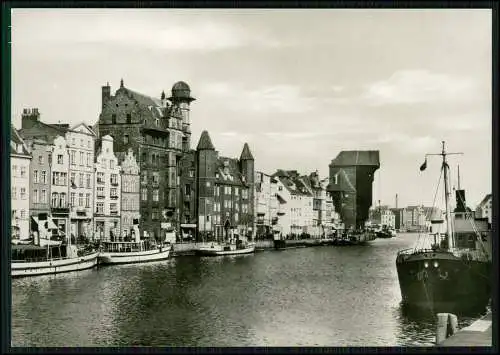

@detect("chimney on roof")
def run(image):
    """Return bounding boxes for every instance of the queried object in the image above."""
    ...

[102,82,111,109]
[21,107,41,129]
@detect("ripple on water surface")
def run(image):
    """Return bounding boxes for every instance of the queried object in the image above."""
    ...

[11,234,485,347]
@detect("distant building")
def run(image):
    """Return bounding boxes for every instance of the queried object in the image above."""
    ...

[327,151,380,229]
[389,208,406,230]
[11,126,31,239]
[381,209,396,229]
[475,194,492,225]
[179,131,254,241]
[94,135,121,242]
[120,148,140,239]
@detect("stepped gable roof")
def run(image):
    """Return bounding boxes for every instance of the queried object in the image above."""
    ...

[215,157,245,186]
[196,130,215,150]
[240,143,254,160]
[330,150,380,167]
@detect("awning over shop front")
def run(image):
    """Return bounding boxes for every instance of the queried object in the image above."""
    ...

[31,216,58,230]
[276,193,287,204]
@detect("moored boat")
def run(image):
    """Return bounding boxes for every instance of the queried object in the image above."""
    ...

[98,240,171,265]
[395,141,491,314]
[195,238,256,256]
[11,241,98,278]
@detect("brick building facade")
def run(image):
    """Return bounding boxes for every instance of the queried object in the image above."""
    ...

[96,79,194,241]
[179,131,255,241]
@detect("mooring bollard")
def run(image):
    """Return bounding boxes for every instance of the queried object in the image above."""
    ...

[436,313,458,344]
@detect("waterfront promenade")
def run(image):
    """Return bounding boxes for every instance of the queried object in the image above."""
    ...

[437,311,492,347]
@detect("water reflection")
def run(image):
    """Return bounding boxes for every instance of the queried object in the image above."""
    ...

[12,234,475,347]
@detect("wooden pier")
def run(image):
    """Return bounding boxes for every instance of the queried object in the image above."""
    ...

[436,311,492,347]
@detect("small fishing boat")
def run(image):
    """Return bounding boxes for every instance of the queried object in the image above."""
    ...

[11,238,98,278]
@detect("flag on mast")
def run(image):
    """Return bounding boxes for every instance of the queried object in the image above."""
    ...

[419,158,427,171]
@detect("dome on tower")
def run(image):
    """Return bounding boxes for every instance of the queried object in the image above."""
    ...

[171,81,191,99]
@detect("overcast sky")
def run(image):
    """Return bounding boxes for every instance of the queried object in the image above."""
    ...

[11,9,492,208]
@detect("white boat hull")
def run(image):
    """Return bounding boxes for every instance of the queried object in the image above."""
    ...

[11,252,99,278]
[98,247,171,265]
[195,244,256,256]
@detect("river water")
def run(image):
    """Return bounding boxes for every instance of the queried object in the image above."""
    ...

[11,233,481,347]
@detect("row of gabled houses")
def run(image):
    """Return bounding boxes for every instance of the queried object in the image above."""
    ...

[11,79,387,243]
[11,116,141,243]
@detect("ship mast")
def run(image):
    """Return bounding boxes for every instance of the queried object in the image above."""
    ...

[423,141,463,251]
[441,141,454,250]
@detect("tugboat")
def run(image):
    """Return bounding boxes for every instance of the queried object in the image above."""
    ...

[396,141,491,314]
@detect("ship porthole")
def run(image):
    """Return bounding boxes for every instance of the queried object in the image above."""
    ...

[424,262,429,268]
[433,261,439,268]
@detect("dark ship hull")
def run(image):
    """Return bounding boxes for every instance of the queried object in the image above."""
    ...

[396,250,491,314]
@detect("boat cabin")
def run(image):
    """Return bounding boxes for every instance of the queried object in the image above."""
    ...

[12,244,67,262]
[101,240,157,253]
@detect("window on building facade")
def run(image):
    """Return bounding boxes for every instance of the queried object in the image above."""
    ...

[38,155,43,164]
[111,174,118,185]
[124,135,129,144]
[185,184,191,196]
[242,204,248,214]
[110,203,118,214]
[97,172,104,183]
[242,189,248,199]
[20,187,26,200]
[112,114,116,124]
[234,213,239,223]
[153,189,159,201]
[20,210,26,219]
[96,202,104,214]
[70,192,75,206]
[61,193,67,208]
[33,189,38,203]
[126,114,131,123]
[152,172,159,184]
[87,153,91,167]
[79,173,84,187]
[79,193,84,207]
[152,210,159,220]
[33,170,38,183]
[111,188,117,198]
[234,188,239,196]
[20,166,26,178]
[41,171,46,184]
[12,165,17,177]
[141,171,147,184]
[189,170,194,178]
[110,160,114,169]
[41,189,46,203]
[80,152,84,166]
[141,188,148,201]
[97,187,104,198]
[51,193,58,207]
[86,173,91,188]
[57,154,63,164]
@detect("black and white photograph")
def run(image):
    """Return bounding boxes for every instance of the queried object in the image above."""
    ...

[6,6,493,348]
